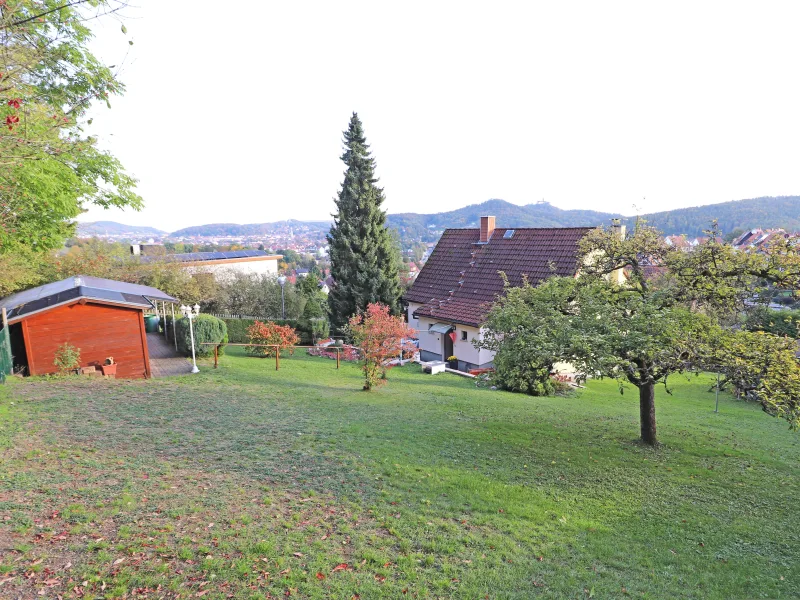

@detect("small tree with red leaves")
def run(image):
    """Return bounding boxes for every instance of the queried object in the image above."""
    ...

[348,303,416,390]
[246,321,300,357]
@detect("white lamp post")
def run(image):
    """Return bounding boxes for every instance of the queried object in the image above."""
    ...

[277,275,287,319]
[181,303,201,373]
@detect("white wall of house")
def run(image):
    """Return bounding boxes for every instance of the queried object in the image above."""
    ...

[453,324,494,366]
[417,316,495,368]
[406,302,422,330]
[417,317,442,359]
[185,258,279,280]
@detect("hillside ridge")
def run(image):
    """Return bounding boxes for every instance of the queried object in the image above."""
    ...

[79,196,800,240]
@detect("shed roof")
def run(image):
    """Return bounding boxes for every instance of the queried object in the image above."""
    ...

[404,226,593,327]
[0,276,177,323]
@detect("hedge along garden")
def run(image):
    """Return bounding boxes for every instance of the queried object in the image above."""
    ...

[166,315,325,359]
[220,317,328,346]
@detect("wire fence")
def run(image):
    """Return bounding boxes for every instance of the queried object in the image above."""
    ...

[0,309,12,383]
[206,313,288,321]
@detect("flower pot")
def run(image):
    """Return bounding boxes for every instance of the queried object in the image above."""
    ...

[447,360,458,370]
[100,363,117,377]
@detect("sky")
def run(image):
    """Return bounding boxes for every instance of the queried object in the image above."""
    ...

[78,1,800,232]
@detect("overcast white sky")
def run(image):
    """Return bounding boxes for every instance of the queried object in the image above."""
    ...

[78,1,800,232]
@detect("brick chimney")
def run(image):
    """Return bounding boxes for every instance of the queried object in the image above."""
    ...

[480,216,496,243]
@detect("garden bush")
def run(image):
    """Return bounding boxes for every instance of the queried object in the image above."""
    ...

[53,342,81,374]
[176,314,227,358]
[744,306,800,338]
[245,321,300,357]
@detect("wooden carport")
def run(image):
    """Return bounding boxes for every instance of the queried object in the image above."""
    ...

[0,276,177,379]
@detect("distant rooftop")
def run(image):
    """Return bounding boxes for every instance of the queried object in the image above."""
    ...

[139,249,282,264]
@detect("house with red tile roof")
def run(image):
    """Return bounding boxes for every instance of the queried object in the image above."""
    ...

[664,235,692,251]
[403,216,594,371]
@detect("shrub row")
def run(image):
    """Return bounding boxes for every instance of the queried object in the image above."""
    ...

[175,314,228,357]
[222,318,328,345]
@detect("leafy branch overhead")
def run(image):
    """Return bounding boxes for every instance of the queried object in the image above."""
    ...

[0,0,141,253]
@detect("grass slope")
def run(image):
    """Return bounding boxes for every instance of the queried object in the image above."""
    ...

[1,349,798,599]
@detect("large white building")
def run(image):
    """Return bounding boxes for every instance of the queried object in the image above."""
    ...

[136,248,282,280]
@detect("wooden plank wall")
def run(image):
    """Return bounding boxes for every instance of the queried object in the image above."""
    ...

[23,302,149,379]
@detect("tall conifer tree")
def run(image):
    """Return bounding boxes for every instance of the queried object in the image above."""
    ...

[327,113,400,329]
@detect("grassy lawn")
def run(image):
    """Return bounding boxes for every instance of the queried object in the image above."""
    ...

[1,347,798,599]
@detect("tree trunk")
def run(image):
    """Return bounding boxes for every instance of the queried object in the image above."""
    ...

[639,381,657,445]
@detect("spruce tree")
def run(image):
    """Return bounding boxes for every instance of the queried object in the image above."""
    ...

[328,113,401,329]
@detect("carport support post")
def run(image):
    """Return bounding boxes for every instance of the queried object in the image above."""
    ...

[171,304,177,351]
[1,307,9,377]
[163,302,168,340]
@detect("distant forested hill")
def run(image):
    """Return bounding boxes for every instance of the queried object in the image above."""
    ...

[388,196,800,241]
[170,220,331,237]
[640,196,800,237]
[80,196,800,243]
[388,199,623,241]
[77,221,167,237]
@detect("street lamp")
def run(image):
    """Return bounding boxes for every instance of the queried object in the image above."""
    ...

[277,275,287,320]
[180,303,201,374]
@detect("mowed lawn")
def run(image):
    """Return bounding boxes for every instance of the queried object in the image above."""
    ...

[1,348,799,599]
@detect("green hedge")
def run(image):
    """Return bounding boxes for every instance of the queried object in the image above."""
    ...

[744,306,800,338]
[222,318,325,345]
[176,314,228,357]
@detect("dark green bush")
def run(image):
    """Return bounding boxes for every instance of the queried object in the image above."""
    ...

[176,314,227,357]
[744,306,800,338]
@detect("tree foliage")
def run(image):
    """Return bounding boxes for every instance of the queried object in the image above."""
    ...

[481,221,800,445]
[327,113,401,329]
[245,320,300,358]
[206,272,305,319]
[0,0,141,253]
[480,276,577,396]
[744,306,800,339]
[348,303,415,391]
[0,238,217,304]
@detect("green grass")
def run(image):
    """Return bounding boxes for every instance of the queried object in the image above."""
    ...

[0,347,798,599]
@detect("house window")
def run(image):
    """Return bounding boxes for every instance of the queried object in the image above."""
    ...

[461,330,468,341]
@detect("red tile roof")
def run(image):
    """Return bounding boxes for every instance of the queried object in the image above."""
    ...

[404,227,593,327]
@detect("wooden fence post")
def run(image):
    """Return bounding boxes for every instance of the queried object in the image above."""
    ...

[214,345,218,369]
[336,347,340,369]
[275,346,280,371]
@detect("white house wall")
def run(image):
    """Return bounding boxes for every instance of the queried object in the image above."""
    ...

[406,302,422,330]
[417,316,495,368]
[186,260,279,280]
[417,317,443,358]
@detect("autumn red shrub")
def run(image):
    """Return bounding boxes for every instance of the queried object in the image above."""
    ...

[348,303,416,390]
[246,320,300,357]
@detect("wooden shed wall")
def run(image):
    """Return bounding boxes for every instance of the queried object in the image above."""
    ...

[22,302,150,379]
